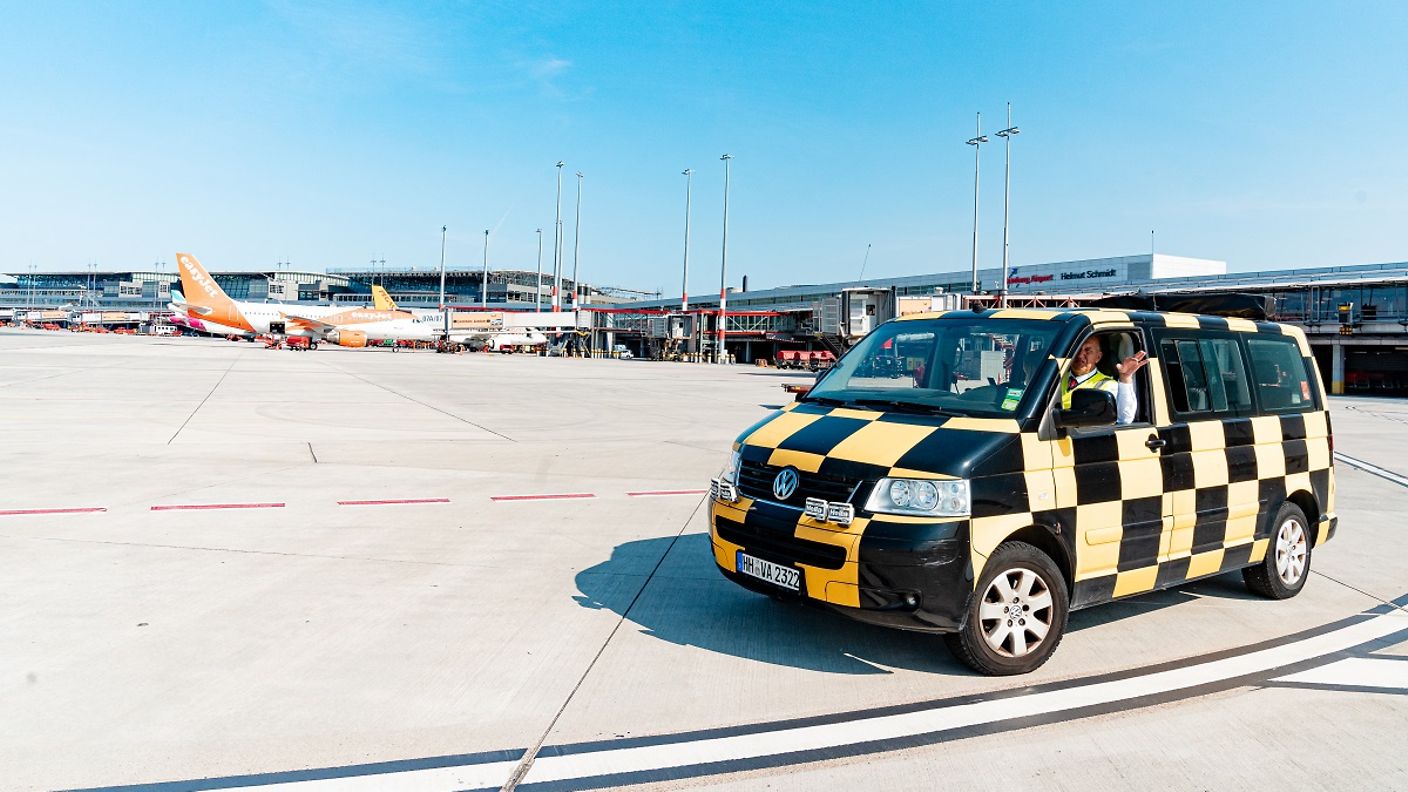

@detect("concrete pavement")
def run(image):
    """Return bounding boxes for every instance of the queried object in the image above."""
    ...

[0,328,1403,791]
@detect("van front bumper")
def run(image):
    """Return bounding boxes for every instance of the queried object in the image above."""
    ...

[710,498,974,634]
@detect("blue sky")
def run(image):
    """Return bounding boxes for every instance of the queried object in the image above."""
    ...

[2,1,1406,293]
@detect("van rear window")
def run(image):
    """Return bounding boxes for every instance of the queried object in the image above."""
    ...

[1159,336,1255,417]
[1246,337,1317,412]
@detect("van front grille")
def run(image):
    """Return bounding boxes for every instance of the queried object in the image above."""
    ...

[736,460,857,505]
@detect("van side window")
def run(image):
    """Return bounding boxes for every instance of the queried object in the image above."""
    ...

[1246,337,1317,412]
[1158,334,1255,418]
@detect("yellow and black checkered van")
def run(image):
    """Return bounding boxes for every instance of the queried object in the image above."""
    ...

[709,308,1335,675]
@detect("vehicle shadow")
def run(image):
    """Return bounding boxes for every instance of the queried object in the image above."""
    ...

[573,535,1261,676]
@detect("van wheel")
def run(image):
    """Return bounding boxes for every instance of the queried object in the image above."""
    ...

[945,541,1069,676]
[1243,503,1312,599]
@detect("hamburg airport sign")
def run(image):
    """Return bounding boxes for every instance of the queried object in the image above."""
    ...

[1006,262,1128,292]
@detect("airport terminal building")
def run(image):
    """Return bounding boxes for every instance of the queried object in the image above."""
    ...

[596,253,1408,396]
[4,252,1407,394]
[0,266,617,314]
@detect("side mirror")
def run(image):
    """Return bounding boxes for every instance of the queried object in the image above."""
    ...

[1055,388,1117,429]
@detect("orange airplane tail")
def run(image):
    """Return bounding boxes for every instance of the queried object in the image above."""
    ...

[174,252,252,330]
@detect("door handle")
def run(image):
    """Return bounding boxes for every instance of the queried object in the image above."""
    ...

[1145,435,1167,451]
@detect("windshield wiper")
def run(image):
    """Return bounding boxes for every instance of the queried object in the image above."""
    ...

[852,398,961,417]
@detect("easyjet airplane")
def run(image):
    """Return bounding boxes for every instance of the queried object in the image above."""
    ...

[168,312,253,338]
[171,252,555,350]
[169,252,441,347]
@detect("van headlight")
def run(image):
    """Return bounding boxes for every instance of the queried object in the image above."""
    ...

[719,451,741,485]
[865,478,969,517]
[710,451,743,504]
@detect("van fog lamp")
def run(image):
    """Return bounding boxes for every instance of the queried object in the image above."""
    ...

[867,478,970,517]
[710,478,738,503]
[826,502,855,525]
[804,498,827,521]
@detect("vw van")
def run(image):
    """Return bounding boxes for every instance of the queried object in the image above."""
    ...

[708,307,1336,675]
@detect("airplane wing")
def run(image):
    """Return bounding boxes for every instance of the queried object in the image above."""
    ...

[281,313,337,332]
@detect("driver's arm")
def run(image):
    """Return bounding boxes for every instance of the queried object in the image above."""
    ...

[1116,381,1137,425]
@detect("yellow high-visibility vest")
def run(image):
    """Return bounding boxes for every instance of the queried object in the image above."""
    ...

[1060,369,1117,409]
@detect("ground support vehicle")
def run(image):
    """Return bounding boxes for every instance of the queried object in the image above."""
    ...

[709,307,1336,674]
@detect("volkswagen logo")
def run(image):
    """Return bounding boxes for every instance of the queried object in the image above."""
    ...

[772,467,800,501]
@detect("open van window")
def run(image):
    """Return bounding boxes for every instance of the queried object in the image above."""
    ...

[806,318,1059,418]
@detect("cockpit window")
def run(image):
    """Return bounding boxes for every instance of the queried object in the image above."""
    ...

[806,318,1061,417]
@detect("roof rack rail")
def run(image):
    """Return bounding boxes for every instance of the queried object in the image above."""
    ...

[1088,292,1273,320]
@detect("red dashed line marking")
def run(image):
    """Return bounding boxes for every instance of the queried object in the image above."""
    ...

[337,498,451,506]
[490,493,596,502]
[626,489,709,497]
[150,502,286,511]
[0,507,108,516]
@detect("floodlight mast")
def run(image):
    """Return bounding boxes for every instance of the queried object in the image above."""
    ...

[966,113,988,296]
[681,168,693,312]
[994,103,1020,307]
[717,154,732,364]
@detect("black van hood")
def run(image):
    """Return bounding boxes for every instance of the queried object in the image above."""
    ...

[734,401,1028,483]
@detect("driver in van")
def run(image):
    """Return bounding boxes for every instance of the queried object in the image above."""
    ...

[1062,336,1149,425]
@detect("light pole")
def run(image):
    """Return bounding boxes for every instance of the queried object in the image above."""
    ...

[718,153,732,364]
[481,229,490,308]
[994,103,1019,307]
[571,171,582,327]
[681,168,693,312]
[438,225,448,337]
[553,161,565,311]
[535,228,544,312]
[966,112,988,296]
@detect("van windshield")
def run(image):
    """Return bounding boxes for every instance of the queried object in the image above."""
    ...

[805,318,1061,418]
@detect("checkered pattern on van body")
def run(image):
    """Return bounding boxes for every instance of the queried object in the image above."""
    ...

[714,401,1020,608]
[1030,410,1335,607]
[959,311,1334,605]
[710,310,1334,613]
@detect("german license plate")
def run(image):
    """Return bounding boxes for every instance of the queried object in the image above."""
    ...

[736,551,800,591]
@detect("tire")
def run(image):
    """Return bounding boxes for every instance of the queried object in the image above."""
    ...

[1242,502,1312,599]
[945,541,1069,676]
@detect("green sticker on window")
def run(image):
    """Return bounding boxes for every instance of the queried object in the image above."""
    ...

[1001,388,1024,411]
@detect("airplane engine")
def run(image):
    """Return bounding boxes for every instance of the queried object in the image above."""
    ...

[329,330,368,348]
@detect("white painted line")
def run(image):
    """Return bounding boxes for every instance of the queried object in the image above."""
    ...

[521,611,1408,785]
[1276,656,1408,691]
[1334,452,1408,488]
[245,761,520,791]
[83,611,1408,791]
